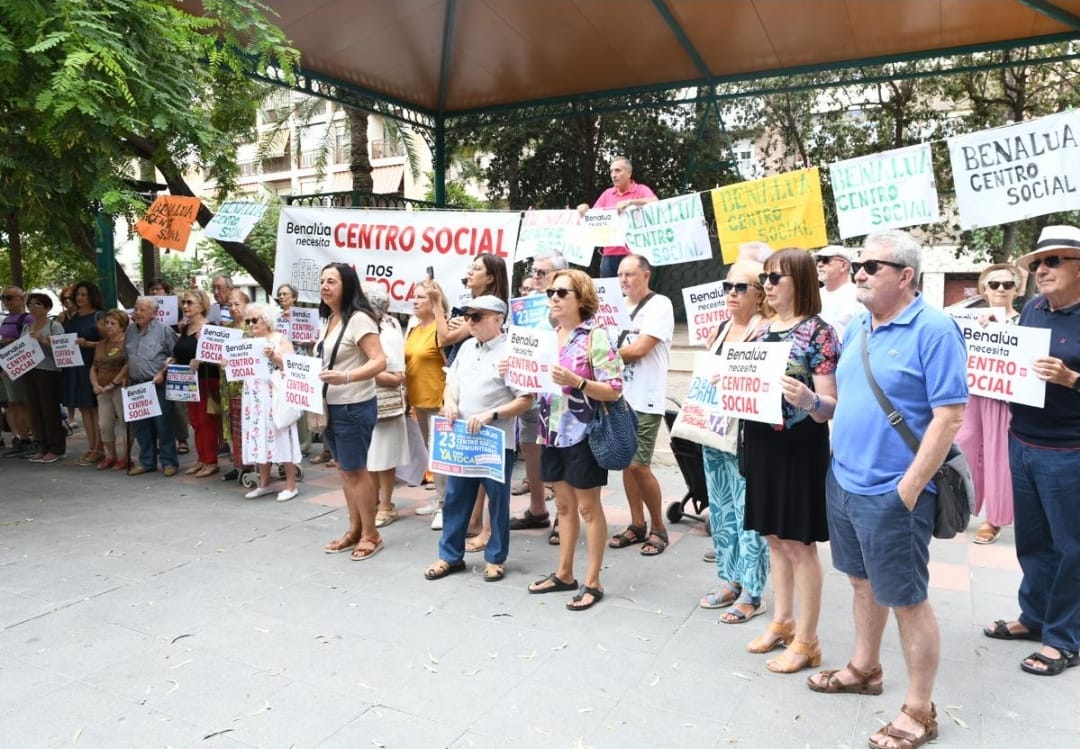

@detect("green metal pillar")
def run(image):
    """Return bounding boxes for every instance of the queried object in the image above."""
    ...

[94,212,117,308]
[434,119,446,207]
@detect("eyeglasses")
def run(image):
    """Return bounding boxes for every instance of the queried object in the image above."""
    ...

[757,273,789,286]
[180,300,195,305]
[462,312,492,323]
[985,280,1016,291]
[851,259,907,276]
[722,281,758,295]
[546,287,573,299]
[532,268,548,278]
[1,294,18,301]
[1030,255,1079,272]
[27,301,44,308]
[244,317,261,326]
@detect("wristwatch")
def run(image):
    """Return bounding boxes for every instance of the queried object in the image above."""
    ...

[492,409,500,420]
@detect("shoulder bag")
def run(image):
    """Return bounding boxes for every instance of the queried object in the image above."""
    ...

[583,327,638,471]
[858,328,974,539]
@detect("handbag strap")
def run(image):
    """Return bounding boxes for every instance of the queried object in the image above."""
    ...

[321,311,353,400]
[859,327,920,454]
[616,292,656,348]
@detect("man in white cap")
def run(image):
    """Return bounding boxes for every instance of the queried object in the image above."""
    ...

[814,245,864,334]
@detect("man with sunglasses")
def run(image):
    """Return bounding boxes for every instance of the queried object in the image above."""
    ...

[1,286,34,456]
[810,230,968,749]
[813,245,864,334]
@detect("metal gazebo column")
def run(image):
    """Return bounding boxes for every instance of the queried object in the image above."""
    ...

[434,0,458,208]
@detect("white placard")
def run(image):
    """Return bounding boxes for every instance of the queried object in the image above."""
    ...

[831,143,941,239]
[194,324,243,365]
[0,336,44,380]
[122,382,163,422]
[514,210,584,263]
[203,200,268,242]
[580,209,625,252]
[165,364,200,402]
[947,110,1080,230]
[947,306,1009,323]
[712,341,793,425]
[591,278,631,333]
[622,193,712,267]
[282,354,324,414]
[958,320,1051,407]
[682,280,730,346]
[504,326,560,395]
[289,307,318,343]
[223,338,271,383]
[154,296,179,326]
[50,333,84,368]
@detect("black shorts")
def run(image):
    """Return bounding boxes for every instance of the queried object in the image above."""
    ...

[541,439,607,490]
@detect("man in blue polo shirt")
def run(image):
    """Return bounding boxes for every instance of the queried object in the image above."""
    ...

[806,230,968,749]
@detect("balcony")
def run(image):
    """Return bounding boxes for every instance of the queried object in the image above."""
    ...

[371,138,403,159]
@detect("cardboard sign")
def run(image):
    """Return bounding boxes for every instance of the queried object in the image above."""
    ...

[711,168,828,262]
[194,324,243,365]
[710,341,793,425]
[122,382,163,422]
[203,200,268,242]
[165,364,200,402]
[948,110,1080,230]
[831,144,941,239]
[282,354,324,414]
[428,416,506,481]
[682,281,730,346]
[581,208,625,252]
[133,195,202,251]
[223,339,271,383]
[289,307,318,343]
[0,336,44,380]
[504,326,559,395]
[514,210,584,263]
[50,333,84,368]
[957,320,1051,407]
[591,278,631,333]
[623,193,712,267]
[154,296,179,327]
[508,294,551,328]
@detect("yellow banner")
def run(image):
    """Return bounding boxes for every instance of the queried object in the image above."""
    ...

[133,195,202,251]
[711,168,828,262]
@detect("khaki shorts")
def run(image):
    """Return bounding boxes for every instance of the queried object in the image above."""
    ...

[632,411,663,466]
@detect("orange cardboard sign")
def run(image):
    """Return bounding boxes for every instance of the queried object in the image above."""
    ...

[133,196,202,251]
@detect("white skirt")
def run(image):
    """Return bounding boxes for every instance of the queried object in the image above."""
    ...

[367,414,409,471]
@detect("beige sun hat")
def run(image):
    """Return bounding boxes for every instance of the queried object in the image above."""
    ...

[1015,225,1080,271]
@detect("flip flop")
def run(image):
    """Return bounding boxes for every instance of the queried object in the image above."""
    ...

[566,585,604,612]
[424,559,466,580]
[528,572,578,594]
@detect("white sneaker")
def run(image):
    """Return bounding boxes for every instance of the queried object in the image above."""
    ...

[245,486,275,499]
[415,499,439,516]
[430,508,443,531]
[276,488,299,502]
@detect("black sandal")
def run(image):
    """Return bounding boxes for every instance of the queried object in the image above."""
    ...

[608,523,647,549]
[984,619,1042,641]
[1021,649,1080,676]
[528,572,578,594]
[548,518,560,546]
[640,528,669,556]
[566,585,604,611]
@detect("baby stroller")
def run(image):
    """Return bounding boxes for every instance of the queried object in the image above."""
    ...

[662,398,709,527]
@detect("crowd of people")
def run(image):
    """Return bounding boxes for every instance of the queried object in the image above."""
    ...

[3,161,1080,749]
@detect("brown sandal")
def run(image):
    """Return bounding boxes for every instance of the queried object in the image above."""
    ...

[324,534,359,554]
[868,703,938,749]
[807,661,884,695]
[746,620,795,654]
[973,523,1001,544]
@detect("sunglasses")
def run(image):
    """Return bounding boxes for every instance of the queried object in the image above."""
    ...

[757,272,789,286]
[985,280,1016,291]
[244,317,261,326]
[546,287,573,299]
[815,256,843,264]
[532,268,548,278]
[2,294,18,301]
[1030,255,1078,272]
[180,300,195,305]
[462,312,491,323]
[722,281,758,295]
[851,259,907,276]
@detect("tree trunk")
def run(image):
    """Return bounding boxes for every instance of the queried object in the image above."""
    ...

[348,106,373,194]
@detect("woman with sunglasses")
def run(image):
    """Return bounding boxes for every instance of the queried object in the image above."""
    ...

[172,289,221,477]
[698,261,773,624]
[742,249,839,674]
[955,263,1022,545]
[317,263,387,561]
[527,269,623,611]
[21,293,67,463]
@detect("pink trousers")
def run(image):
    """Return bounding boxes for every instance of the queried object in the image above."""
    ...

[955,394,1014,527]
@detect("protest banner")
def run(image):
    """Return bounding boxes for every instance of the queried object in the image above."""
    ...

[0,336,44,380]
[282,354,324,414]
[956,319,1050,407]
[223,339,271,383]
[165,364,200,402]
[273,206,521,313]
[947,109,1080,230]
[504,326,559,395]
[154,295,179,327]
[132,195,202,251]
[122,382,163,422]
[831,144,940,239]
[591,278,631,333]
[581,209,625,253]
[289,308,319,343]
[711,168,828,262]
[682,280,729,346]
[509,294,551,329]
[710,341,793,425]
[623,193,712,267]
[50,333,84,368]
[947,306,1008,323]
[203,200,268,242]
[514,210,584,263]
[428,416,506,481]
[194,324,243,364]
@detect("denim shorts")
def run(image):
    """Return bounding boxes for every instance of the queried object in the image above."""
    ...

[825,467,935,608]
[324,399,376,472]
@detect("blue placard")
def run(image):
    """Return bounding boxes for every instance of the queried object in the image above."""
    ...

[428,416,506,481]
[508,295,550,328]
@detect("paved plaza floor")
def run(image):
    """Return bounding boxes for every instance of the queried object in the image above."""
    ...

[1,427,1076,749]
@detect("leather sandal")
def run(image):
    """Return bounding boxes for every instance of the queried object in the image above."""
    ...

[972,523,1001,544]
[807,661,884,695]
[1021,648,1080,676]
[640,528,669,556]
[767,637,822,674]
[184,462,205,475]
[424,559,466,580]
[868,703,938,749]
[747,620,795,654]
[608,523,647,548]
[194,464,220,478]
[324,534,359,554]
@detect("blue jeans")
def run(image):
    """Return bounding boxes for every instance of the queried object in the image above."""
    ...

[599,254,625,278]
[703,447,769,597]
[133,382,178,469]
[1010,434,1080,651]
[438,450,514,565]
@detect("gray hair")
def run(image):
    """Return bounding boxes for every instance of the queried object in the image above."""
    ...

[134,296,157,311]
[362,282,390,316]
[611,155,632,172]
[535,252,569,271]
[244,302,279,330]
[865,230,922,281]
